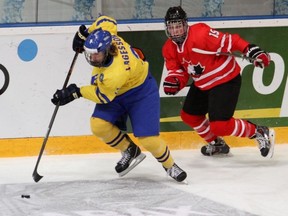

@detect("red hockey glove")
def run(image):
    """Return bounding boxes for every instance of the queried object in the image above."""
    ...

[163,76,180,95]
[245,44,270,68]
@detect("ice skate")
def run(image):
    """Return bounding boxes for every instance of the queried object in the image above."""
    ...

[252,126,275,158]
[201,137,230,156]
[115,142,146,177]
[164,163,187,182]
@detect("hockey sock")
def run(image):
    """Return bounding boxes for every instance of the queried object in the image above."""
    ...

[181,111,217,142]
[139,136,174,168]
[210,118,256,137]
[90,117,130,151]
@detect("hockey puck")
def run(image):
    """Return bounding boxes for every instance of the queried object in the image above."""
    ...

[21,194,30,199]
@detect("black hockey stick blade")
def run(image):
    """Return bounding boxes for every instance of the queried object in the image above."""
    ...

[32,170,43,182]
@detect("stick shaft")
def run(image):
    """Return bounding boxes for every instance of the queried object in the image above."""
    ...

[32,52,79,182]
[192,48,255,61]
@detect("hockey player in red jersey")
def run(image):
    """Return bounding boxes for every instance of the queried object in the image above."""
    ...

[162,6,275,158]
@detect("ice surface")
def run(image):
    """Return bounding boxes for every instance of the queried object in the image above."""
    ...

[1,145,288,216]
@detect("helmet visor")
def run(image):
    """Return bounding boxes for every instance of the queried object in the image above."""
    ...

[84,50,106,67]
[165,20,188,44]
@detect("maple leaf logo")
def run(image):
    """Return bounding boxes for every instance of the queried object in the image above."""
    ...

[188,62,205,76]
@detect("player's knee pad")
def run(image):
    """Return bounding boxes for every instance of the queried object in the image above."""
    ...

[180,110,206,128]
[210,119,234,136]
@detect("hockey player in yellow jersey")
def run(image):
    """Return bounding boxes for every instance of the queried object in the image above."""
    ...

[51,15,187,182]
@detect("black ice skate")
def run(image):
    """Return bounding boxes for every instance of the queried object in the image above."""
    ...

[164,163,187,182]
[201,137,230,156]
[115,142,146,177]
[251,126,275,158]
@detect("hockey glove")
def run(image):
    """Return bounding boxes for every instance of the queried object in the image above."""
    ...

[72,25,89,53]
[163,76,180,95]
[245,44,270,68]
[51,84,82,106]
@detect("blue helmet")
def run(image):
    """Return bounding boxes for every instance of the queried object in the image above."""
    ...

[84,28,112,67]
[84,28,112,53]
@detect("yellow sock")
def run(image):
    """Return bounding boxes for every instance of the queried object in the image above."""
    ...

[139,136,174,168]
[90,117,129,151]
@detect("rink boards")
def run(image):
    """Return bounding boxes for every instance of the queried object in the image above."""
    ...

[1,20,288,157]
[0,126,287,157]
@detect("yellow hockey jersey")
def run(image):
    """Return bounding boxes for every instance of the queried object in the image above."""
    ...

[80,15,149,104]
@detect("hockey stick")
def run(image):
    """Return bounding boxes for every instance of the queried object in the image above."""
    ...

[192,48,256,61]
[32,52,79,183]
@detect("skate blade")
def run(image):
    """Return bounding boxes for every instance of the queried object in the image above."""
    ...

[182,180,189,185]
[118,153,146,177]
[211,152,232,157]
[174,179,189,185]
[267,128,275,158]
[166,176,189,184]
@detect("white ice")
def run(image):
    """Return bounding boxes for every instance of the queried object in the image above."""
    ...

[1,144,288,216]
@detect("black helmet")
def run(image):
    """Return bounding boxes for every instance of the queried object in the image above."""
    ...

[165,6,187,23]
[165,6,188,44]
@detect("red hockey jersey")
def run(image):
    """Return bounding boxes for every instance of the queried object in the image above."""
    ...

[162,23,249,90]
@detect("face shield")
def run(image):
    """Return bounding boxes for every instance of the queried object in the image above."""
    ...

[164,6,188,44]
[84,48,107,67]
[165,19,188,44]
[83,28,112,67]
